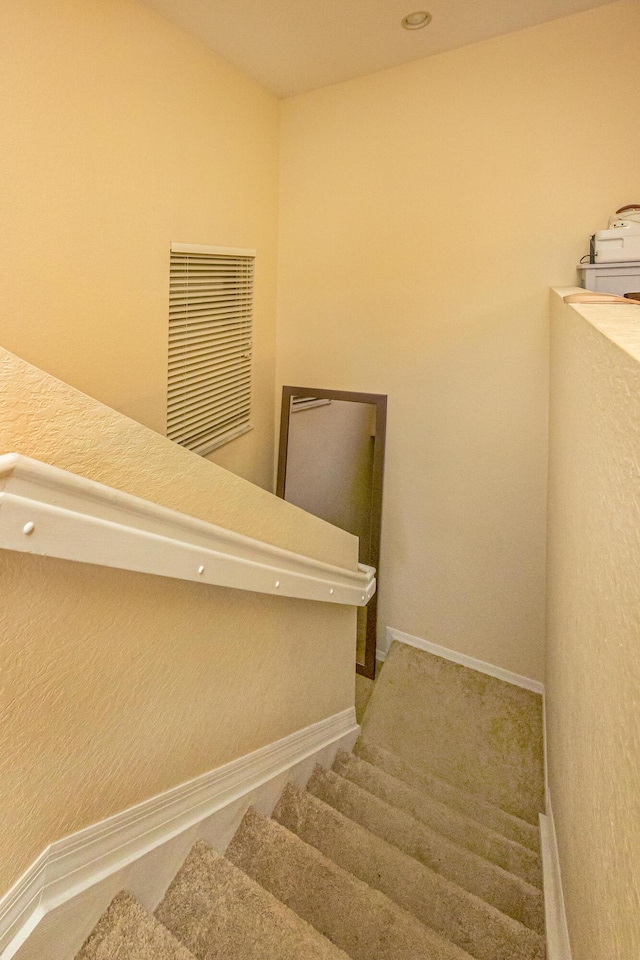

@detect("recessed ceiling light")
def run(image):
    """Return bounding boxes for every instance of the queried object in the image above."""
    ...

[401,11,432,29]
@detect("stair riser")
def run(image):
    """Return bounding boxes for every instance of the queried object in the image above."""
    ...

[355,740,541,853]
[154,842,351,960]
[74,893,198,960]
[274,786,545,960]
[226,808,475,960]
[308,768,544,934]
[334,753,542,888]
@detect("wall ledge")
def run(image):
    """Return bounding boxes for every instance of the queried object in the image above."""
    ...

[552,286,640,365]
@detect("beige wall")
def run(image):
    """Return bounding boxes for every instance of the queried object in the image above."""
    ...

[0,0,280,490]
[0,348,357,568]
[546,290,640,960]
[276,0,640,682]
[0,348,357,894]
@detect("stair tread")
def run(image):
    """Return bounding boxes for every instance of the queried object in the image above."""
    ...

[308,765,544,933]
[333,750,542,888]
[155,840,349,960]
[355,739,540,852]
[226,806,476,960]
[275,783,545,960]
[75,892,197,960]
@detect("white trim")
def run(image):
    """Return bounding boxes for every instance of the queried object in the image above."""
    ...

[543,691,550,817]
[380,626,544,695]
[0,708,358,960]
[170,242,256,257]
[0,454,375,607]
[540,803,573,960]
[375,632,390,662]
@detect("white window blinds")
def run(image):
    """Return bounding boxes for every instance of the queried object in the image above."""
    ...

[168,243,255,456]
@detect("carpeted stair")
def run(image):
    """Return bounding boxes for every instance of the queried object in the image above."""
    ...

[75,892,198,960]
[74,642,546,959]
[331,749,542,886]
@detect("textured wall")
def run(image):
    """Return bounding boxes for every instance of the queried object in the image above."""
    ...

[277,0,640,681]
[0,348,356,569]
[0,349,357,895]
[0,0,280,489]
[547,289,640,960]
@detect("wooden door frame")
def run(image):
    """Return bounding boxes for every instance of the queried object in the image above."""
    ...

[276,386,387,679]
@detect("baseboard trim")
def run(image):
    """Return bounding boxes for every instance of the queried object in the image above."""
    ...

[540,802,573,960]
[543,691,550,816]
[379,626,544,695]
[0,707,358,960]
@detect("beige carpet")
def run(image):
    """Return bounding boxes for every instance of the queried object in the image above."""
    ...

[75,892,197,960]
[361,642,544,823]
[75,642,546,960]
[155,841,349,959]
[272,782,544,960]
[307,766,544,932]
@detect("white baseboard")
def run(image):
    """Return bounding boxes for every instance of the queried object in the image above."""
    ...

[379,626,544,695]
[540,800,573,960]
[543,691,550,816]
[0,708,358,960]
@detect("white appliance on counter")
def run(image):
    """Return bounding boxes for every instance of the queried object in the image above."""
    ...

[593,204,640,263]
[594,226,640,263]
[579,205,640,294]
[578,261,640,297]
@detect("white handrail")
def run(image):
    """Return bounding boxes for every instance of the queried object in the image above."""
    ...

[0,454,376,606]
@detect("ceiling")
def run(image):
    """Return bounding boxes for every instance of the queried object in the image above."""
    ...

[142,0,617,98]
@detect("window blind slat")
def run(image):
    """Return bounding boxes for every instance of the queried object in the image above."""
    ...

[167,391,251,435]
[168,398,251,445]
[168,337,252,359]
[168,354,250,387]
[168,354,252,383]
[168,392,252,436]
[167,374,252,419]
[169,322,252,343]
[169,307,252,321]
[170,327,251,348]
[170,299,251,309]
[170,275,253,285]
[170,262,254,272]
[169,300,252,313]
[169,407,250,445]
[168,352,251,378]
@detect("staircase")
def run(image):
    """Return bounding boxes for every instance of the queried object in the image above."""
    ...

[74,643,546,960]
